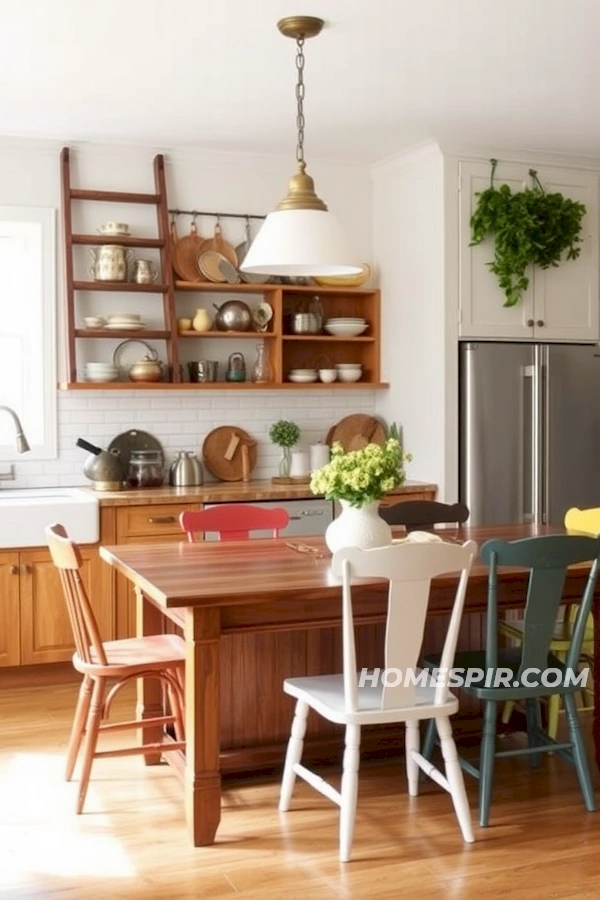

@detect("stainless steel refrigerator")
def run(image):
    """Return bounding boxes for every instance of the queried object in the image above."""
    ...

[459,341,600,526]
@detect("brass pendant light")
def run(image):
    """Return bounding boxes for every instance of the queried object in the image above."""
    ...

[240,16,360,277]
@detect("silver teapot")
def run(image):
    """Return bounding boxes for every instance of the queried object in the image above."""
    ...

[89,245,133,282]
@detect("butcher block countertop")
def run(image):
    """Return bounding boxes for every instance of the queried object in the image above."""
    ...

[90,479,437,507]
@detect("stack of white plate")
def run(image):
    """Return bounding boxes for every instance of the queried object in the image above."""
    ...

[84,362,119,383]
[288,368,318,383]
[106,313,145,331]
[323,317,367,337]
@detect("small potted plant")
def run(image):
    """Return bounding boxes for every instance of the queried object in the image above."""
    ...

[269,419,301,478]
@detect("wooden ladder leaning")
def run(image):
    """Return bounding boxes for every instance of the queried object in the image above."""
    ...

[60,147,179,386]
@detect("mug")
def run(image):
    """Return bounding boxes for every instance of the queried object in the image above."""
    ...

[133,259,158,284]
[188,360,218,383]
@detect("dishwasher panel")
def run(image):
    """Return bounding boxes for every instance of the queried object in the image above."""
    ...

[203,497,333,539]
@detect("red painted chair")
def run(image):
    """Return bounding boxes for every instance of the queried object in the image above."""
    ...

[46,523,186,814]
[179,504,290,542]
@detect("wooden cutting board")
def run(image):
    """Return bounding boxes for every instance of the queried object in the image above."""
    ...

[202,426,257,481]
[325,414,386,452]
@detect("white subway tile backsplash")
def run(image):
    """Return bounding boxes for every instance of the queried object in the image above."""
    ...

[7,389,380,488]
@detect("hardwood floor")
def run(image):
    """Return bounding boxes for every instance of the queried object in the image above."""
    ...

[2,680,600,899]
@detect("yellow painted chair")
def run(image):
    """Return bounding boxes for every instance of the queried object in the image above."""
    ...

[500,507,597,737]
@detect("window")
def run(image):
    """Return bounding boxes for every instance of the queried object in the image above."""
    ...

[0,207,56,460]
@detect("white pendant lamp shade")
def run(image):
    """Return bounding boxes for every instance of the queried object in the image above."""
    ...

[240,208,361,277]
[240,15,361,278]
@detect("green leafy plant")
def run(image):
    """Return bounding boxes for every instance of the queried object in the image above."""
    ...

[470,159,587,308]
[310,438,412,508]
[269,419,300,448]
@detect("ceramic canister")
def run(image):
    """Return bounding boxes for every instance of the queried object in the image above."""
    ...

[310,443,330,472]
[290,450,310,478]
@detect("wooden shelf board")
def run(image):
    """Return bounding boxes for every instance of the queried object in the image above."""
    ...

[59,381,390,391]
[73,281,170,292]
[282,335,376,342]
[174,280,278,293]
[174,280,378,295]
[177,330,277,339]
[69,189,161,204]
[74,329,171,339]
[71,234,165,248]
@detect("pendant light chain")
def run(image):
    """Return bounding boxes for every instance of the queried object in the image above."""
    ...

[295,36,306,168]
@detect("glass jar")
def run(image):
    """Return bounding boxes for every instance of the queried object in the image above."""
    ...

[126,449,165,488]
[251,342,272,383]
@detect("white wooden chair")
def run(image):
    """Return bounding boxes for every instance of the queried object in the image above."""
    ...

[278,539,478,862]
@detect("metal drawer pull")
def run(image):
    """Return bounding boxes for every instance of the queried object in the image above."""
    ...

[289,509,324,520]
[22,564,32,574]
[147,516,176,524]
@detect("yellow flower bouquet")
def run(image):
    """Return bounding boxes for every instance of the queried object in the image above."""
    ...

[310,438,411,508]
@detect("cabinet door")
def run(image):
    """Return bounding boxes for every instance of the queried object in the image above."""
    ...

[19,546,111,665]
[531,166,599,341]
[458,160,535,339]
[458,160,599,342]
[0,551,21,667]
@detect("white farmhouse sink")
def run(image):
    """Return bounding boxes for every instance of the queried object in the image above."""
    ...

[0,487,99,548]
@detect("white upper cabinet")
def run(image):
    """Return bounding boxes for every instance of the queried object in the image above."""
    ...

[458,160,599,341]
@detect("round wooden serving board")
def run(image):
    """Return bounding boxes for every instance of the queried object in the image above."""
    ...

[202,426,257,482]
[325,414,386,452]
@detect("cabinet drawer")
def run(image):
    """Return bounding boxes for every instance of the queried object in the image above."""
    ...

[116,503,198,540]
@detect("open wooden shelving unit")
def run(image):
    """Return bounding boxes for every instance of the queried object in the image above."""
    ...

[60,148,387,391]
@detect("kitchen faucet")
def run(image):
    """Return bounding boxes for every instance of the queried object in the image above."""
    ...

[0,405,30,453]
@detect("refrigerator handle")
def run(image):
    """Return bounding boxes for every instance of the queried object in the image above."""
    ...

[532,345,544,524]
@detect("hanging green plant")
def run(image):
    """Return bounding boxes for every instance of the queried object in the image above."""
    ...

[470,159,587,307]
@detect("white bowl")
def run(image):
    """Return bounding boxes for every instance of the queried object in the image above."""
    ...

[289,372,318,383]
[336,363,362,370]
[318,369,337,383]
[289,368,318,375]
[325,318,366,324]
[336,369,362,383]
[324,323,368,336]
[82,316,107,328]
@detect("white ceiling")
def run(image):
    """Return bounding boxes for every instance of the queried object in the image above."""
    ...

[3,0,600,164]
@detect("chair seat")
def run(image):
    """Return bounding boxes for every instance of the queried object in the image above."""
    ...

[499,617,594,650]
[74,633,185,675]
[284,673,459,725]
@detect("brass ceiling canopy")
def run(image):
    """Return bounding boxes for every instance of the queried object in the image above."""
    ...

[276,16,324,40]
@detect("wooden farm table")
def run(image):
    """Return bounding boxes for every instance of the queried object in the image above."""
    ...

[99,522,600,847]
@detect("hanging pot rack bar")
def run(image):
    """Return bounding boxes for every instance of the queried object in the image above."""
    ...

[168,208,266,221]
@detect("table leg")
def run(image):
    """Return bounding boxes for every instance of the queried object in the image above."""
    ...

[184,606,222,846]
[593,596,600,772]
[137,587,164,765]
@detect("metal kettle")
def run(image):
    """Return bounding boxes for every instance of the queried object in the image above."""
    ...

[169,451,204,486]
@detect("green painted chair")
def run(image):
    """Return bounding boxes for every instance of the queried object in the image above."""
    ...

[500,507,597,737]
[422,533,600,827]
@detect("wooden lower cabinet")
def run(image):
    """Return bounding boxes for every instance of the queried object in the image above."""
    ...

[0,552,20,667]
[0,545,111,667]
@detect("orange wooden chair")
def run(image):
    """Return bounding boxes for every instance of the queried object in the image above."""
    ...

[46,523,186,814]
[179,504,290,542]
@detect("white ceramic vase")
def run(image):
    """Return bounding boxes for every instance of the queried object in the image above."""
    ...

[325,499,392,553]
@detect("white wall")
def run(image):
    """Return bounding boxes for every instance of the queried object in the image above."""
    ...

[0,136,380,487]
[372,142,453,498]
